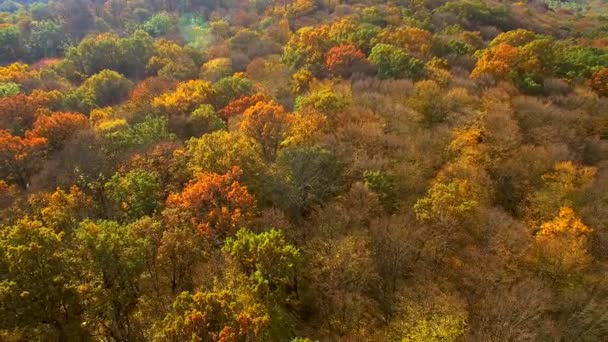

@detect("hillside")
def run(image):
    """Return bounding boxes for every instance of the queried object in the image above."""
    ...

[0,0,607,340]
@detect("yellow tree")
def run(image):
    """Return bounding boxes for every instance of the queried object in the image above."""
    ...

[535,207,592,280]
[524,161,597,228]
[471,43,520,80]
[152,80,215,116]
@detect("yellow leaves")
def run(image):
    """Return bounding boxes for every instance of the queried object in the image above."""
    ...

[471,43,520,80]
[537,207,592,237]
[96,118,128,132]
[449,126,483,162]
[89,107,116,127]
[414,178,480,224]
[489,29,537,48]
[282,111,327,147]
[541,161,597,194]
[0,62,29,83]
[38,186,94,231]
[152,80,214,116]
[376,27,433,56]
[291,68,314,94]
[535,207,593,278]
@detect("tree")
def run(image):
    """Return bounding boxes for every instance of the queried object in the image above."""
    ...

[271,146,342,220]
[146,39,198,80]
[119,29,155,80]
[166,166,256,241]
[387,285,468,342]
[188,105,226,136]
[328,18,380,53]
[305,233,381,337]
[294,86,348,115]
[98,117,174,157]
[282,25,332,73]
[74,220,148,340]
[0,219,87,340]
[535,207,593,281]
[143,12,176,37]
[0,24,22,64]
[224,228,301,298]
[200,58,232,82]
[524,161,597,229]
[240,100,293,161]
[218,93,269,120]
[325,44,366,77]
[375,27,433,56]
[127,76,176,115]
[35,186,95,233]
[0,82,20,97]
[211,74,254,110]
[0,90,62,135]
[26,112,89,151]
[152,79,214,116]
[0,130,47,189]
[62,33,123,78]
[186,130,264,177]
[152,288,270,341]
[471,43,520,80]
[80,69,133,107]
[27,19,68,60]
[590,67,608,97]
[368,43,425,79]
[489,29,538,48]
[363,170,400,213]
[105,169,164,220]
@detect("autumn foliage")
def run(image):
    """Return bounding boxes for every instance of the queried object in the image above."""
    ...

[325,44,366,77]
[1,0,608,340]
[166,166,256,240]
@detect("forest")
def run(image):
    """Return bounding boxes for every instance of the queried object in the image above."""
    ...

[0,0,607,340]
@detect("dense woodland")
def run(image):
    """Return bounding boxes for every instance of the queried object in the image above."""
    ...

[0,0,607,340]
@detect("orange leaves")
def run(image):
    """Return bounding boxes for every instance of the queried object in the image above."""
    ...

[590,67,608,97]
[239,100,293,161]
[26,112,89,150]
[218,93,269,120]
[0,89,62,134]
[471,43,520,80]
[325,45,366,77]
[166,166,256,240]
[128,76,175,108]
[0,129,47,187]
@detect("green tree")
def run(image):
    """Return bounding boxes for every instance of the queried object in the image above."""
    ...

[81,69,133,107]
[0,82,20,97]
[27,20,68,60]
[74,220,148,340]
[152,288,271,341]
[272,146,342,220]
[369,43,425,79]
[143,12,176,37]
[0,24,22,64]
[224,229,301,298]
[0,219,86,340]
[105,169,164,220]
